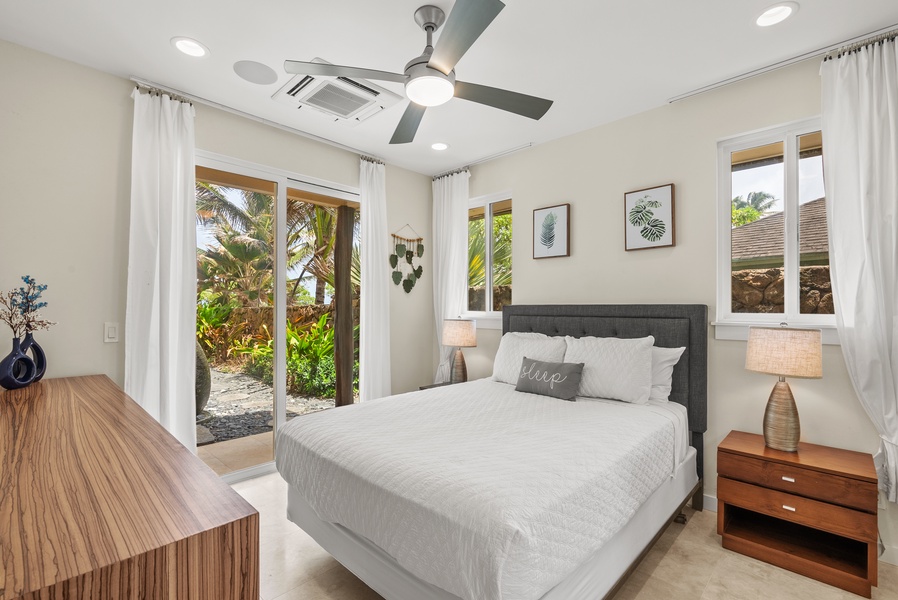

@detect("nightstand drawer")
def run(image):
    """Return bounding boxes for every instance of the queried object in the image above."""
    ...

[718,477,877,543]
[718,452,877,513]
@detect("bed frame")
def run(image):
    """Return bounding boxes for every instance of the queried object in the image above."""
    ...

[284,303,709,600]
[503,303,708,507]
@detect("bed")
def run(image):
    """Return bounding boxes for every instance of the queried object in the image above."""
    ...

[276,304,708,600]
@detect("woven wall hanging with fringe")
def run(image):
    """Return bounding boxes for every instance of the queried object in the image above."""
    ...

[390,225,424,293]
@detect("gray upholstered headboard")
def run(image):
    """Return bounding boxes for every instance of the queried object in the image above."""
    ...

[502,304,708,480]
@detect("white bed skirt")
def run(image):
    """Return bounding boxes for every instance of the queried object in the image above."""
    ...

[286,446,698,600]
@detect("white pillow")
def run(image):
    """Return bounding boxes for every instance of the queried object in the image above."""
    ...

[650,346,686,402]
[492,332,566,384]
[563,335,655,404]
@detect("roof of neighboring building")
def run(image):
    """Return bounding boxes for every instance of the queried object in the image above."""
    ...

[732,197,828,261]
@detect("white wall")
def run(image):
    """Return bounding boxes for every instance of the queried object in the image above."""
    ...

[0,39,434,395]
[468,58,898,561]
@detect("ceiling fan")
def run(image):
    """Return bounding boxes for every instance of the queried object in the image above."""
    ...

[284,0,554,144]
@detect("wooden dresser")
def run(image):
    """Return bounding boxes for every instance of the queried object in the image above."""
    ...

[0,375,259,600]
[717,430,877,597]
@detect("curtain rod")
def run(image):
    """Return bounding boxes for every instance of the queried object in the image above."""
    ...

[130,76,380,161]
[433,167,469,181]
[360,155,385,165]
[134,84,192,105]
[824,27,898,61]
[668,23,898,103]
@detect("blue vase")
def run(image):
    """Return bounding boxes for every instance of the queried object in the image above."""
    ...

[21,332,46,382]
[0,337,37,390]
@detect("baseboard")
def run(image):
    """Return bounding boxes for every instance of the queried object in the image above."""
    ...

[702,493,898,567]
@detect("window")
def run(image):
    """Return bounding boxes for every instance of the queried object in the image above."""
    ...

[716,118,835,340]
[467,195,512,318]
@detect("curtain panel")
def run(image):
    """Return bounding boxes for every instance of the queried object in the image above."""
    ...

[820,38,898,502]
[359,158,392,401]
[432,170,470,383]
[125,88,197,451]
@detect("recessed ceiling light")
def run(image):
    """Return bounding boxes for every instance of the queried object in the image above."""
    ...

[171,36,209,57]
[234,61,278,85]
[431,142,449,151]
[756,2,799,27]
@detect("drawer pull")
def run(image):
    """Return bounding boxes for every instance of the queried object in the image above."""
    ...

[781,476,795,483]
[782,505,796,512]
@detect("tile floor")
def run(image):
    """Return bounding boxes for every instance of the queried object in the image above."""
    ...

[199,431,274,475]
[233,473,898,600]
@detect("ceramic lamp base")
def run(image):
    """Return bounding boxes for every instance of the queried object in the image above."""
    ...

[763,379,800,452]
[450,348,467,383]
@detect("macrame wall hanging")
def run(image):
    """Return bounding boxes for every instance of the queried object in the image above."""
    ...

[390,225,424,293]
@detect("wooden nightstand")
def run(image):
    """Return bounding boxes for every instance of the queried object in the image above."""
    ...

[419,381,457,390]
[717,430,878,597]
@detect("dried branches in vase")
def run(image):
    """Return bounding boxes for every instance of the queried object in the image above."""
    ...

[0,276,55,390]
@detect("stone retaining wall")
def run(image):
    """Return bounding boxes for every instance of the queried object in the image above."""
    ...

[732,266,833,314]
[468,286,512,312]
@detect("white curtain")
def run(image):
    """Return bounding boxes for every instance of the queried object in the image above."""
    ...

[820,38,898,502]
[125,88,197,451]
[432,170,470,383]
[359,158,392,400]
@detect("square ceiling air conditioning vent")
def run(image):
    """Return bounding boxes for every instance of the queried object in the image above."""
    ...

[273,58,402,126]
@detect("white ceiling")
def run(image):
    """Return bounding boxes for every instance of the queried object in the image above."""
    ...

[1,1,897,175]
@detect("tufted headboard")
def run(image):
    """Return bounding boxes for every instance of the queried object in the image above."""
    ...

[502,304,708,480]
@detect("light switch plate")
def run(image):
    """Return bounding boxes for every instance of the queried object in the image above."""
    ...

[104,322,119,343]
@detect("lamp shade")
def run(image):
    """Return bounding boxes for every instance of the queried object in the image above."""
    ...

[745,326,822,379]
[442,319,477,348]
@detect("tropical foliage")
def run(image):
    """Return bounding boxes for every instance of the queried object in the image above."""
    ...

[731,191,778,227]
[468,213,512,287]
[628,196,666,242]
[196,182,359,397]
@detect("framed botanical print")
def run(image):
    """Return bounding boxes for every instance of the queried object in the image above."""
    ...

[533,203,570,258]
[624,184,675,250]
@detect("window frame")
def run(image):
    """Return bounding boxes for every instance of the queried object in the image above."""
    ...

[715,118,839,344]
[462,190,513,330]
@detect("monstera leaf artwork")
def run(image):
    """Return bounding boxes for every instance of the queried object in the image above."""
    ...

[624,184,675,250]
[390,230,425,293]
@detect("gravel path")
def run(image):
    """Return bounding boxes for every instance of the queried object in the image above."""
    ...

[196,368,335,445]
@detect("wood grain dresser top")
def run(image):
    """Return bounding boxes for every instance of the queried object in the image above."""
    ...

[719,430,876,483]
[0,375,259,599]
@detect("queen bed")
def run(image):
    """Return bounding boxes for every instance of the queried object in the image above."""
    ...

[276,304,708,600]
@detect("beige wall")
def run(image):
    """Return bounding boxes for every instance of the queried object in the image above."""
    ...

[0,39,433,395]
[468,58,898,561]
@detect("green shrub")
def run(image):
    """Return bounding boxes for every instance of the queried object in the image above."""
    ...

[232,314,358,398]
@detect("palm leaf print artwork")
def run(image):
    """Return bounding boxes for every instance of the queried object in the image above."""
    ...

[540,211,557,249]
[641,218,666,241]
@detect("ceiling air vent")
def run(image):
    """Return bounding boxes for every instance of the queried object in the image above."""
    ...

[273,58,402,126]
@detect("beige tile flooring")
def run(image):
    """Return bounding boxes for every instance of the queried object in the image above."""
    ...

[199,431,274,475]
[233,473,898,600]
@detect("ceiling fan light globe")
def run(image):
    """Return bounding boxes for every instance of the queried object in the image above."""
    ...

[406,76,455,107]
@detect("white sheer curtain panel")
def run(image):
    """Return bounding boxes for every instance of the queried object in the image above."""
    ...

[820,38,898,502]
[359,158,392,401]
[432,170,470,383]
[125,88,198,451]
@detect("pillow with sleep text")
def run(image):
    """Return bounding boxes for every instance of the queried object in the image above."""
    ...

[515,357,584,401]
[492,332,567,384]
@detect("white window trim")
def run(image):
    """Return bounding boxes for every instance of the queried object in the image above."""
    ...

[714,118,839,344]
[462,190,512,330]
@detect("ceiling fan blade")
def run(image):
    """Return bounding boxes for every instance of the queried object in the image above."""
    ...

[428,0,505,75]
[284,60,407,84]
[390,103,428,144]
[454,81,553,120]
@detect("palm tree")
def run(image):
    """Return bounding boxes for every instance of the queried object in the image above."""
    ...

[732,191,777,213]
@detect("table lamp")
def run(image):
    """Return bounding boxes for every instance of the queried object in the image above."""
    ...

[745,326,822,452]
[442,319,477,383]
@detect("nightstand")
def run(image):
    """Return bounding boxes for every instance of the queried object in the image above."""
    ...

[717,430,878,597]
[419,381,457,390]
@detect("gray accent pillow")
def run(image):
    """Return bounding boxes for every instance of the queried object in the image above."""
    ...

[514,357,585,401]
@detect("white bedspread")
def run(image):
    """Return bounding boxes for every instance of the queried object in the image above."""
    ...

[276,379,682,600]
